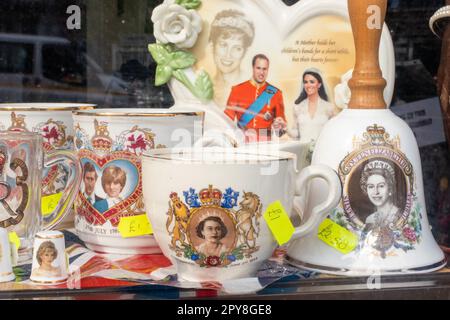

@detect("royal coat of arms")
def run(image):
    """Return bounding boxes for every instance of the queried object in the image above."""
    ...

[167,185,263,268]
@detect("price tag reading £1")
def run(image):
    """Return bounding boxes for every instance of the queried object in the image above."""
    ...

[318,218,358,254]
[41,192,63,217]
[264,201,295,246]
[118,214,153,238]
[8,232,20,265]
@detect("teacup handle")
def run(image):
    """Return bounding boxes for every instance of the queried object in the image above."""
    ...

[290,165,342,240]
[42,150,82,230]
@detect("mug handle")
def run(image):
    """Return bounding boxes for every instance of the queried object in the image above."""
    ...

[290,165,342,240]
[42,150,82,230]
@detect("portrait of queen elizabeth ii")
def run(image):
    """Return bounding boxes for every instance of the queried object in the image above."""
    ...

[347,158,408,229]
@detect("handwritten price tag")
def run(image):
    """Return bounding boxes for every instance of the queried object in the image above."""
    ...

[263,201,295,246]
[8,231,20,265]
[317,218,358,254]
[41,192,63,217]
[118,214,153,238]
[8,232,20,250]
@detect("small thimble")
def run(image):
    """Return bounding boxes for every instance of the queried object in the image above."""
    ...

[0,228,15,283]
[30,231,68,284]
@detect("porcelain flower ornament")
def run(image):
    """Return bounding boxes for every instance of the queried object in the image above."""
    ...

[152,0,203,49]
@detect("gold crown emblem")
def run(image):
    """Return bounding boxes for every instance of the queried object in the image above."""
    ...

[365,124,387,145]
[199,185,222,206]
[91,119,112,152]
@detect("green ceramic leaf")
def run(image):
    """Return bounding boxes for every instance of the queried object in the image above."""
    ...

[169,51,196,69]
[148,43,170,65]
[155,65,173,86]
[193,70,214,101]
[175,0,201,10]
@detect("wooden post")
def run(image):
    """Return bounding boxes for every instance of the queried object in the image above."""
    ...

[436,1,450,149]
[348,0,387,110]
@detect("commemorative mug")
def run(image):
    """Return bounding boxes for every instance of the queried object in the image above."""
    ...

[72,108,204,254]
[0,103,94,224]
[0,132,81,262]
[142,148,341,281]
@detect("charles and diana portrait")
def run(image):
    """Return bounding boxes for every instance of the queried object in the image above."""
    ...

[187,207,236,258]
[347,159,408,230]
[81,160,138,214]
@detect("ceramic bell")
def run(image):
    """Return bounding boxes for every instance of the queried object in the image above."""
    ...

[286,0,447,275]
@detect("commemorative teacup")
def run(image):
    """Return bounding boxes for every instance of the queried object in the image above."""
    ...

[72,108,204,254]
[142,148,341,281]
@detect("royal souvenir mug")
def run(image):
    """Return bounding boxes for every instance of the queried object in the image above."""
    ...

[0,132,81,262]
[142,148,341,281]
[0,103,94,224]
[72,108,205,254]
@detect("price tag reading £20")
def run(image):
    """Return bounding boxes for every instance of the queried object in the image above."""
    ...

[318,218,358,254]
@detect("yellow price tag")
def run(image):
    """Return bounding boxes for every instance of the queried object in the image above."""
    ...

[118,214,153,238]
[263,201,295,246]
[41,192,63,217]
[8,231,21,250]
[318,218,359,254]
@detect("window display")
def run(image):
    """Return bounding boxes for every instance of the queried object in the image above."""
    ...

[0,0,447,301]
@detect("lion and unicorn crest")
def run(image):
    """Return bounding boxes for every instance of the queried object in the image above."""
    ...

[166,185,263,268]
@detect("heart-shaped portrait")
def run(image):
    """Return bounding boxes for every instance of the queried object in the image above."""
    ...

[78,150,141,227]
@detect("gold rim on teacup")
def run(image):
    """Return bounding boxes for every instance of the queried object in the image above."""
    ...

[0,103,96,111]
[73,108,204,118]
[143,148,296,163]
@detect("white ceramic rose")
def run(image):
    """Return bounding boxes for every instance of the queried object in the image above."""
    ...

[334,69,353,110]
[149,0,213,102]
[151,0,202,49]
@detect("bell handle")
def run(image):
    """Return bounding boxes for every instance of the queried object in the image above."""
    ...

[348,0,387,110]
